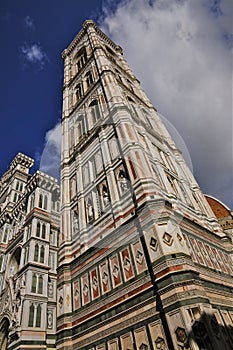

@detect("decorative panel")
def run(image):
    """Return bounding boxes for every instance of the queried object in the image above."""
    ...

[131,240,147,274]
[189,237,205,264]
[110,254,122,287]
[81,273,90,305]
[120,333,134,350]
[100,260,111,294]
[197,240,213,268]
[73,279,80,309]
[134,327,149,350]
[90,268,100,299]
[108,339,119,350]
[120,247,134,281]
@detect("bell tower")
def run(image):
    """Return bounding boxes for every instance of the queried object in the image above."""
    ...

[58,20,233,350]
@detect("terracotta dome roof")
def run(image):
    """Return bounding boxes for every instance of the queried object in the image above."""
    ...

[205,195,231,219]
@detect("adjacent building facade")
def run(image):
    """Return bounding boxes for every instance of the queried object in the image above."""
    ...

[0,153,60,349]
[57,21,233,350]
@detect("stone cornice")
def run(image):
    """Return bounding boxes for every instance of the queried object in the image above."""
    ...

[62,20,122,60]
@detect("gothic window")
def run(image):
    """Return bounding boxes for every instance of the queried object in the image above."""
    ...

[31,274,43,294]
[85,71,93,88]
[34,244,39,262]
[38,194,48,211]
[39,194,43,208]
[28,304,35,327]
[41,223,46,239]
[76,47,87,72]
[76,82,83,101]
[38,275,43,294]
[28,303,42,328]
[34,244,45,264]
[36,221,46,239]
[44,195,48,210]
[89,99,101,124]
[36,304,42,327]
[40,245,45,263]
[13,193,18,202]
[36,222,40,237]
[30,194,35,211]
[31,274,37,293]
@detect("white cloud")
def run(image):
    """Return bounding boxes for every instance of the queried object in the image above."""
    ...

[24,15,35,29]
[21,43,48,67]
[100,0,233,207]
[39,123,61,180]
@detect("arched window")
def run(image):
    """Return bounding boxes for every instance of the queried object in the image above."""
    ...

[40,246,45,263]
[41,224,46,239]
[89,99,101,123]
[38,275,43,294]
[36,304,41,327]
[30,194,35,211]
[39,194,43,208]
[76,83,83,101]
[44,195,47,210]
[85,71,93,88]
[34,244,39,262]
[76,47,87,72]
[31,274,37,293]
[36,222,41,237]
[28,304,34,327]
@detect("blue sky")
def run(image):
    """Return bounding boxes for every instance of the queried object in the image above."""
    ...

[0,0,232,208]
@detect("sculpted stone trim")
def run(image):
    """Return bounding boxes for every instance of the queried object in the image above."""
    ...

[154,257,195,276]
[62,20,122,59]
[162,289,207,307]
[72,307,156,348]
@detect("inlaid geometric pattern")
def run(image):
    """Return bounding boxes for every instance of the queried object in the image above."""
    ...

[155,336,166,350]
[112,264,119,278]
[162,232,173,246]
[102,271,109,285]
[136,249,144,265]
[149,237,158,251]
[123,256,131,271]
[175,327,187,343]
